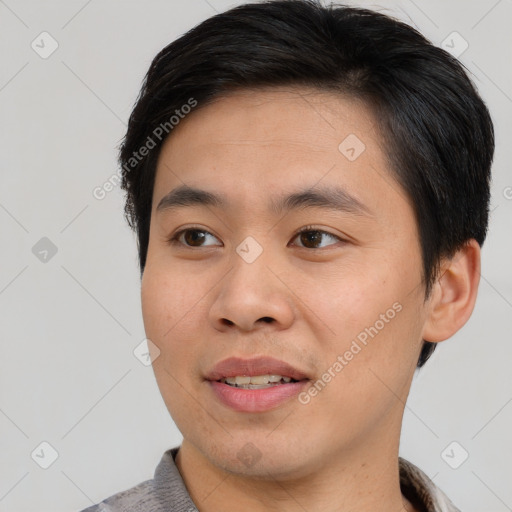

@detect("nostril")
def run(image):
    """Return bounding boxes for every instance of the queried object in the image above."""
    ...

[260,317,274,323]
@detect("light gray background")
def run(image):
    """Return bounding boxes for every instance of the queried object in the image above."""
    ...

[0,0,511,510]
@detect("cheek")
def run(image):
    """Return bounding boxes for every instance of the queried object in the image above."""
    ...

[299,260,401,341]
[141,271,173,343]
[321,281,424,410]
[304,305,423,445]
[141,264,202,340]
[141,267,205,420]
[141,269,194,382]
[141,262,221,372]
[306,252,423,382]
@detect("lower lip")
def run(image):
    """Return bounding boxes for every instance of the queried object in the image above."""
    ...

[209,380,308,412]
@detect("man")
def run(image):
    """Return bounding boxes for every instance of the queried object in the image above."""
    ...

[82,0,494,510]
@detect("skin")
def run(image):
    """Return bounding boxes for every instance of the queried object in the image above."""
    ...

[141,87,481,512]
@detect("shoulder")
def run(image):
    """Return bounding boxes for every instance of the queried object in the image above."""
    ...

[399,457,461,512]
[78,447,195,512]
[79,478,157,512]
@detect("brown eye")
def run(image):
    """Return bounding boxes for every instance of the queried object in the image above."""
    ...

[183,230,207,246]
[292,229,341,249]
[169,229,222,247]
[299,231,323,248]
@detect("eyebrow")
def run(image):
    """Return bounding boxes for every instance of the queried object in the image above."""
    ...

[156,184,372,216]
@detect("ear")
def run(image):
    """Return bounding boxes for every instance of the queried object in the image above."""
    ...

[422,239,481,343]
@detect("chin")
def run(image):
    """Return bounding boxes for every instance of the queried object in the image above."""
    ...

[199,435,316,481]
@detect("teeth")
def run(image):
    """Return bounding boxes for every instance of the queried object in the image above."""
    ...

[249,375,269,385]
[221,374,294,387]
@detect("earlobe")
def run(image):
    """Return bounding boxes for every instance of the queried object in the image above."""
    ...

[422,239,481,343]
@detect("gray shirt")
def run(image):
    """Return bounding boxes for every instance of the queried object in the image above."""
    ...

[80,446,460,512]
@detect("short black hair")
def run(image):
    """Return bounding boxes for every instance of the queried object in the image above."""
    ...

[119,0,494,367]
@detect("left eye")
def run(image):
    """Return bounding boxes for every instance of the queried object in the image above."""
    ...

[291,228,342,249]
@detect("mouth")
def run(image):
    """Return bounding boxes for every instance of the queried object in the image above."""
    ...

[206,355,310,382]
[218,374,299,389]
[206,356,310,412]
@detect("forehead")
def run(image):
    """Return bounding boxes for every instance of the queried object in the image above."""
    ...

[152,86,409,220]
[158,86,380,155]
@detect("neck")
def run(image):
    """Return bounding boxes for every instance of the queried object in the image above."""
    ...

[175,436,417,512]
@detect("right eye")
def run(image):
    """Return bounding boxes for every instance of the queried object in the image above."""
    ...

[167,228,223,248]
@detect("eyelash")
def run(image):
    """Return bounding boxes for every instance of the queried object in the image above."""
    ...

[166,224,344,250]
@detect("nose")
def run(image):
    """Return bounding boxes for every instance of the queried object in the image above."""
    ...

[208,250,296,333]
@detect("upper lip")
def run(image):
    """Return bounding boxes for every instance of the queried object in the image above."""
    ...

[206,356,310,381]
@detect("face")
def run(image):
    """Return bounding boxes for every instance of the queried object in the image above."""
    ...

[141,87,431,479]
